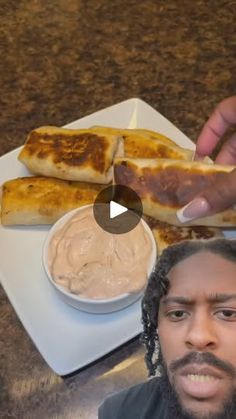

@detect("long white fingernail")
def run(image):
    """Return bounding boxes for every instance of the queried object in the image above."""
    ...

[177,197,211,223]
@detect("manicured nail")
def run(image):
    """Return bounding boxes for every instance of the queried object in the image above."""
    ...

[177,197,211,223]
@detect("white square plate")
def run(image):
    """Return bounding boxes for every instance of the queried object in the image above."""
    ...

[1,98,235,375]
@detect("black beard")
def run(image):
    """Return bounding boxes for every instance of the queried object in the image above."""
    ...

[158,356,236,419]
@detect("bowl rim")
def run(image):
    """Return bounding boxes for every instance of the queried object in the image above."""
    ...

[42,204,157,305]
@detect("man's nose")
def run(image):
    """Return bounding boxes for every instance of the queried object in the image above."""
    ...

[185,310,218,350]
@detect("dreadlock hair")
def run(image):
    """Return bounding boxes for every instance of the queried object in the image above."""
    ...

[140,238,236,377]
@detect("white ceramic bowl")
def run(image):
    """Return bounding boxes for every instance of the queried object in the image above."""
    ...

[43,205,157,314]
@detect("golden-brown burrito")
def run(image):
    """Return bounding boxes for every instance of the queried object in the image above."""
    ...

[90,125,193,160]
[18,126,124,184]
[144,216,223,254]
[114,157,236,227]
[91,126,178,147]
[1,176,104,225]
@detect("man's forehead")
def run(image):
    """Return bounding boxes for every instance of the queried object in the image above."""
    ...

[163,251,236,299]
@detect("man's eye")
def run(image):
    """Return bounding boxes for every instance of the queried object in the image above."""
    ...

[216,310,236,320]
[167,310,188,321]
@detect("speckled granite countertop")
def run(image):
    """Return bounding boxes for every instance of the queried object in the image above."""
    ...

[1,1,236,417]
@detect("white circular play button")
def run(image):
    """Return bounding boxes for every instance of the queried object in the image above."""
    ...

[93,185,143,234]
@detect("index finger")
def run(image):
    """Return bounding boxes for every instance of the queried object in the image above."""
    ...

[195,96,236,157]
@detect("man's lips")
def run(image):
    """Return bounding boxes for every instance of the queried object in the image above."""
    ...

[176,364,225,399]
[180,364,223,379]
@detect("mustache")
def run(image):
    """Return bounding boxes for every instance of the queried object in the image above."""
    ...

[169,351,236,378]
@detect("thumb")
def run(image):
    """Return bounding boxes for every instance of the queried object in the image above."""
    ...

[177,168,236,223]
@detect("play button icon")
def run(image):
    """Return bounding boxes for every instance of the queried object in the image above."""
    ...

[93,185,143,234]
[110,201,128,219]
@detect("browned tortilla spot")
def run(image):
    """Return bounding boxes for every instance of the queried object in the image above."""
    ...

[26,131,110,173]
[115,161,228,208]
[123,136,185,159]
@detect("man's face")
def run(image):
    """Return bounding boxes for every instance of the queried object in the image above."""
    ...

[158,251,236,418]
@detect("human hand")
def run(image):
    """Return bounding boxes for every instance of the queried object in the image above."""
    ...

[195,96,236,164]
[177,96,236,223]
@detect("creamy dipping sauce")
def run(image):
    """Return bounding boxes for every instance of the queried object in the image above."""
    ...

[47,206,153,299]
